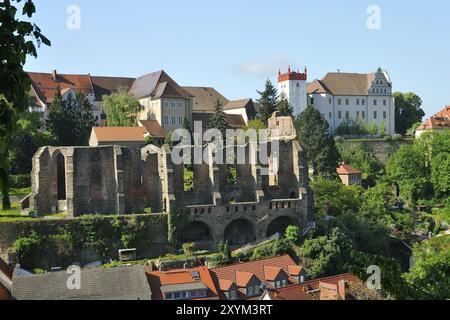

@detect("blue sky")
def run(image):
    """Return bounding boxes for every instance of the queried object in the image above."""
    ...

[25,0,450,118]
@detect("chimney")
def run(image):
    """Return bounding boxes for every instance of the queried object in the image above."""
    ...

[338,280,349,300]
[52,70,58,81]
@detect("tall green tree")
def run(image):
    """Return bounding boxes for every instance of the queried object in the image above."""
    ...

[46,89,95,146]
[0,0,50,209]
[295,106,341,176]
[403,236,450,300]
[102,89,142,126]
[209,99,228,136]
[256,79,278,124]
[276,92,294,117]
[394,92,425,135]
[386,144,428,205]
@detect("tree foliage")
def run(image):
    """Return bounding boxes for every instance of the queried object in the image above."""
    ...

[256,79,278,124]
[394,92,425,135]
[209,99,228,135]
[276,92,294,117]
[102,89,142,127]
[46,89,95,146]
[403,236,450,299]
[295,106,341,176]
[0,0,50,209]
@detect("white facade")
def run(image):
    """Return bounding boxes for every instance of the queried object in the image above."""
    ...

[307,68,396,135]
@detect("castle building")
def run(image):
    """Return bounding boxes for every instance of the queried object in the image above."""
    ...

[306,68,396,135]
[276,66,395,135]
[278,66,308,116]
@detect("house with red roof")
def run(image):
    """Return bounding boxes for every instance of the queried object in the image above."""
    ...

[210,254,308,300]
[337,162,362,186]
[415,106,450,138]
[260,273,382,300]
[146,266,220,300]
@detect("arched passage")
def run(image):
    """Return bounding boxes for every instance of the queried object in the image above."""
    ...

[224,219,256,246]
[266,216,297,238]
[56,153,66,200]
[181,221,213,243]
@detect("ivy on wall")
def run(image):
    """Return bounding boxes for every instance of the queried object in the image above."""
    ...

[168,208,188,249]
[11,214,168,270]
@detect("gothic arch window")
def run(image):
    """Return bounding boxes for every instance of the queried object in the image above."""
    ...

[56,153,66,200]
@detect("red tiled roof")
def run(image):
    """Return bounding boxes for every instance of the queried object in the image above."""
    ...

[288,265,303,276]
[28,71,94,104]
[337,162,362,175]
[264,273,361,300]
[218,279,235,292]
[264,266,283,281]
[146,266,219,300]
[211,255,298,286]
[434,105,450,118]
[235,271,255,287]
[416,116,450,131]
[91,126,148,142]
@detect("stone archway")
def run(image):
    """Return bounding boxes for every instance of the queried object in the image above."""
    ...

[266,216,297,238]
[224,218,256,246]
[181,221,213,243]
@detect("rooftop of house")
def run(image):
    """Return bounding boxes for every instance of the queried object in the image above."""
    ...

[182,86,230,113]
[138,120,167,138]
[91,126,148,143]
[146,266,220,300]
[192,112,246,130]
[211,254,300,289]
[28,71,94,104]
[263,273,366,300]
[337,162,362,175]
[11,265,152,300]
[307,70,391,96]
[90,75,136,101]
[416,106,450,131]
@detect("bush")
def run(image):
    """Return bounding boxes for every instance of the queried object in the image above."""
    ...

[9,174,31,188]
[285,225,300,243]
[336,119,367,136]
[250,238,291,261]
[392,134,403,141]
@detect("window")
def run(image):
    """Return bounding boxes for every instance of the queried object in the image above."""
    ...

[329,98,332,104]
[338,98,342,105]
[247,286,254,296]
[254,286,261,295]
[374,111,377,119]
[276,281,282,288]
[299,275,305,283]
[164,116,169,126]
[362,99,365,105]
[310,97,314,105]
[345,111,349,119]
[383,111,387,119]
[362,111,365,119]
[164,102,169,108]
[296,83,300,87]
[178,116,183,125]
[171,102,176,108]
[172,116,176,125]
[178,102,183,108]
[229,290,237,300]
[374,99,377,106]
[345,99,349,105]
[383,99,387,106]
[329,112,332,119]
[338,111,342,119]
[356,99,360,105]
[165,293,173,300]
[356,111,360,118]
[174,292,181,299]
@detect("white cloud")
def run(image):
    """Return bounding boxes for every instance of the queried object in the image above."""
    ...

[236,53,293,79]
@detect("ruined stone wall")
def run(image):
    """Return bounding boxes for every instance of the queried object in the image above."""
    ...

[31,146,145,217]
